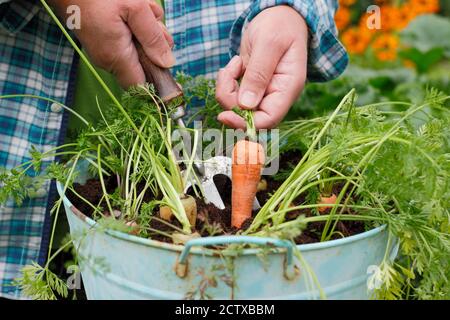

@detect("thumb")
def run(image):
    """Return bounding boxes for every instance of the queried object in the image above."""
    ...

[127,1,175,68]
[238,36,287,109]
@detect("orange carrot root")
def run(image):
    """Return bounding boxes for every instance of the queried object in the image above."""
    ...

[231,140,265,228]
[318,194,337,213]
[126,220,140,235]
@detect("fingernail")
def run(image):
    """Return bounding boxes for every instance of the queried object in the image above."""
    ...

[162,51,176,67]
[239,90,258,108]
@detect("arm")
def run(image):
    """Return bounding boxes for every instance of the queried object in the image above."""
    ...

[48,0,174,88]
[230,0,348,82]
[1,0,174,88]
[216,0,348,129]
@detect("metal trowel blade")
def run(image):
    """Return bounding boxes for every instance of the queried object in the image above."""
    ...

[183,156,261,210]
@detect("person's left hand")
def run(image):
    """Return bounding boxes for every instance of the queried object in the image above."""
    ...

[216,5,308,129]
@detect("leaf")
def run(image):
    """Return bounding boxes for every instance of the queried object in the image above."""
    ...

[398,47,444,74]
[368,76,397,90]
[400,14,450,57]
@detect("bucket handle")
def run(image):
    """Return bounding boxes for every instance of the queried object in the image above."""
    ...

[175,235,298,280]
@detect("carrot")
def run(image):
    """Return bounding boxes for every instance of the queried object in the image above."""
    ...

[160,195,197,227]
[318,193,337,213]
[126,220,140,235]
[231,139,265,228]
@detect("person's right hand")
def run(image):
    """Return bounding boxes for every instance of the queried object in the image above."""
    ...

[49,0,175,88]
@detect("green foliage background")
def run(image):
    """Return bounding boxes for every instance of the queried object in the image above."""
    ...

[286,14,450,120]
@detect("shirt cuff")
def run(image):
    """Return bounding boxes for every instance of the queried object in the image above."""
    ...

[229,0,348,82]
[0,0,40,35]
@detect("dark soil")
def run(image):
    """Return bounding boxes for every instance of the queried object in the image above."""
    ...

[67,179,101,216]
[67,178,116,217]
[256,149,303,203]
[67,178,156,218]
[66,151,366,245]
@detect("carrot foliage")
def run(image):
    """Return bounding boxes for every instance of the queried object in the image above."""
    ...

[0,0,448,300]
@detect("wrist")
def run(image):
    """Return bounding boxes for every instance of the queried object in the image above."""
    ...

[261,4,302,18]
[249,5,308,42]
[260,5,307,28]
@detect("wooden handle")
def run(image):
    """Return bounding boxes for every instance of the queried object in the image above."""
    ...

[135,41,182,103]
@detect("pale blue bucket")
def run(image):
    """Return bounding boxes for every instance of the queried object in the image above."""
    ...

[57,163,397,300]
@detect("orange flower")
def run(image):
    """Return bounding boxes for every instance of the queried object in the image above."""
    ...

[372,33,399,50]
[342,27,372,55]
[403,59,416,68]
[335,7,351,30]
[410,0,440,14]
[380,5,401,31]
[376,50,397,61]
[396,4,417,30]
[373,33,399,61]
[339,0,357,6]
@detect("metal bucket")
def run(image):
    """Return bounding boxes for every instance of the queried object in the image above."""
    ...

[57,164,396,300]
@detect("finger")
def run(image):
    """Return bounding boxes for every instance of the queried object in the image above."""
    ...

[217,110,246,129]
[252,110,276,129]
[125,1,175,68]
[215,55,243,110]
[158,21,174,49]
[252,41,307,129]
[239,35,289,109]
[149,0,164,21]
[253,89,301,129]
[112,46,146,88]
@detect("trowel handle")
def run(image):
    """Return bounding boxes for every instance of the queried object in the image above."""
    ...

[135,40,182,103]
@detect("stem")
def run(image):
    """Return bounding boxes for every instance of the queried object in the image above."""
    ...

[146,227,174,239]
[67,187,104,216]
[40,0,158,165]
[96,145,114,216]
[150,216,189,234]
[45,154,81,266]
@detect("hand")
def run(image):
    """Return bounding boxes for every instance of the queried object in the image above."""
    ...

[216,6,308,129]
[50,0,174,88]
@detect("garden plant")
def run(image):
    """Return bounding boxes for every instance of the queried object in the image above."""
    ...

[0,0,448,300]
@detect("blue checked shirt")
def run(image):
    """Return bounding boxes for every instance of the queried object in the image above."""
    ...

[0,0,347,299]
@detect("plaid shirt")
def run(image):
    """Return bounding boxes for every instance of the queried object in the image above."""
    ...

[0,0,347,299]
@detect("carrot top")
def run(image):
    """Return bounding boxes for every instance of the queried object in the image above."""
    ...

[232,107,257,141]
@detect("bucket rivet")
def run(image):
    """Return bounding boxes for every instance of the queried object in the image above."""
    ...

[175,260,188,278]
[284,264,300,281]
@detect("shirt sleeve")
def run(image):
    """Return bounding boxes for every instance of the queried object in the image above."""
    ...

[229,0,348,82]
[0,0,40,35]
